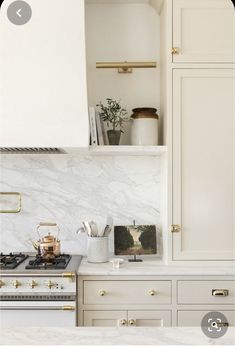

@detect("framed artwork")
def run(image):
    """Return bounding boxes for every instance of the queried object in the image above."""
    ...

[114,224,158,256]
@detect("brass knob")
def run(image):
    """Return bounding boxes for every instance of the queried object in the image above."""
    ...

[47,280,56,289]
[99,290,106,296]
[119,319,127,326]
[0,280,5,288]
[12,280,21,288]
[171,47,180,55]
[30,280,37,289]
[129,319,135,326]
[212,289,229,297]
[171,224,181,233]
[149,289,156,296]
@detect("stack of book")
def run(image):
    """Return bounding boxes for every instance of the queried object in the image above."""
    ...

[89,106,107,146]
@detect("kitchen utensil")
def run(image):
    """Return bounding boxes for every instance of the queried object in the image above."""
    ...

[83,221,92,237]
[89,221,99,237]
[33,222,61,259]
[103,216,113,237]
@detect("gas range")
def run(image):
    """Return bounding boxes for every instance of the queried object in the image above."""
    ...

[0,252,82,327]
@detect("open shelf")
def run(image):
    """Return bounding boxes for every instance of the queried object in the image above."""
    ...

[86,0,164,14]
[89,145,167,156]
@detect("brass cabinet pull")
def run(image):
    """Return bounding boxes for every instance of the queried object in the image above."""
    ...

[119,319,127,326]
[129,319,136,326]
[171,224,181,233]
[212,289,229,297]
[149,289,156,296]
[99,290,106,296]
[171,47,180,55]
[217,322,229,327]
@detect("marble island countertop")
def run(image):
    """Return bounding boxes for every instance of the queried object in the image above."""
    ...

[1,327,235,346]
[78,258,235,276]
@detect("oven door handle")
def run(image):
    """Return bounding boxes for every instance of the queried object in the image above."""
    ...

[0,306,75,311]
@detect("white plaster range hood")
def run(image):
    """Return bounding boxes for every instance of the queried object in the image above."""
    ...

[0,0,89,153]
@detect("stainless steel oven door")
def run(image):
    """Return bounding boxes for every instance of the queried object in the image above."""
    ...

[0,301,76,327]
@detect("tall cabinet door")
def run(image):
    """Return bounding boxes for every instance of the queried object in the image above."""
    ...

[172,69,235,261]
[173,0,235,63]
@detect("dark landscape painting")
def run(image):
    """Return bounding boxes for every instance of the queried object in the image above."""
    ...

[114,225,157,255]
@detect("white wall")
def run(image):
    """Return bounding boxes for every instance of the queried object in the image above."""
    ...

[85,2,160,144]
[0,154,164,257]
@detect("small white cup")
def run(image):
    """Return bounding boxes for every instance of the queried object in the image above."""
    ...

[110,258,124,269]
[87,237,109,263]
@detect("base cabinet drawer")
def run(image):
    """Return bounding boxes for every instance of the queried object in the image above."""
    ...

[178,310,235,327]
[84,310,172,327]
[178,281,235,304]
[84,281,172,305]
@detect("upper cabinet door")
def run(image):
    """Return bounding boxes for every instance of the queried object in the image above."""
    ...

[172,69,235,261]
[0,0,89,148]
[173,0,235,63]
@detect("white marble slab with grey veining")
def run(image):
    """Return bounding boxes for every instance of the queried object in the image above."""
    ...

[0,154,162,255]
[0,327,235,345]
[78,258,235,276]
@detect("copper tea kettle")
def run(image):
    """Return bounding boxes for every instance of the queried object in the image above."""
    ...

[32,222,61,259]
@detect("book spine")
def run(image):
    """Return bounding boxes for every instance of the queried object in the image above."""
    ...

[89,107,98,146]
[95,112,104,145]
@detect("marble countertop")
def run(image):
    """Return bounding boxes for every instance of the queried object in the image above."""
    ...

[78,258,235,276]
[1,327,235,345]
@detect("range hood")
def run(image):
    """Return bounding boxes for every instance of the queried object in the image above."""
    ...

[0,0,89,153]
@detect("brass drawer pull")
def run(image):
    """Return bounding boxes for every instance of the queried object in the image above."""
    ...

[149,289,156,296]
[212,289,229,297]
[171,47,180,55]
[129,319,135,326]
[119,319,127,326]
[99,290,106,296]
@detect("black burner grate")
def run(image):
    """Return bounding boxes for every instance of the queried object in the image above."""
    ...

[25,254,71,270]
[0,253,29,269]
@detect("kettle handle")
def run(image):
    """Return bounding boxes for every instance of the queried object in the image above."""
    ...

[36,222,60,240]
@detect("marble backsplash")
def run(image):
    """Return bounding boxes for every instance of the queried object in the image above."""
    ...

[0,153,164,256]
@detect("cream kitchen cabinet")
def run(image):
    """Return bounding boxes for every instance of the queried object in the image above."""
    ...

[178,310,235,327]
[172,0,235,63]
[84,310,171,327]
[172,69,235,261]
[0,0,89,149]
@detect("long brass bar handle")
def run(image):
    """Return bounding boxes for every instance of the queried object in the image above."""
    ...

[62,306,75,311]
[212,289,229,297]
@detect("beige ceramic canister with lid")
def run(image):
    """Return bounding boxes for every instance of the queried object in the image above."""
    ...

[130,108,159,145]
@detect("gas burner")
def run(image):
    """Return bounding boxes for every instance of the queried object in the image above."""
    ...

[0,253,29,270]
[25,254,71,270]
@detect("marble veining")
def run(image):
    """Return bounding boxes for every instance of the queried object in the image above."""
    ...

[0,154,162,255]
[78,258,235,276]
[0,327,234,345]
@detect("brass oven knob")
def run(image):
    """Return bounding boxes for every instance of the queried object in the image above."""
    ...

[30,280,37,289]
[47,280,56,289]
[12,280,21,288]
[119,319,127,326]
[149,289,156,296]
[99,290,106,296]
[129,319,136,326]
[0,280,5,288]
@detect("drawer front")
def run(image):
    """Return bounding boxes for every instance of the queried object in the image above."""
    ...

[178,310,235,327]
[178,281,235,305]
[84,281,172,305]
